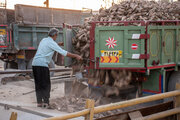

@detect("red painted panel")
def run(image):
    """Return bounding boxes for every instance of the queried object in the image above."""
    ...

[0,46,7,48]
[147,64,176,69]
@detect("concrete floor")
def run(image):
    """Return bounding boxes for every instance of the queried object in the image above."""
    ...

[0,60,84,120]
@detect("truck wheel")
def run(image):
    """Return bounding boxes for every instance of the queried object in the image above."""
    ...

[4,62,18,70]
[27,59,33,69]
[168,71,180,91]
[3,62,7,70]
[164,71,180,102]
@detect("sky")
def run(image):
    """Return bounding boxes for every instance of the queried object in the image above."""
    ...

[2,0,103,10]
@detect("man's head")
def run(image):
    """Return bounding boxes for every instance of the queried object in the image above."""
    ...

[48,28,59,40]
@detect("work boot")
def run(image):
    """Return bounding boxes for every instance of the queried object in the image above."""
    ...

[42,103,53,109]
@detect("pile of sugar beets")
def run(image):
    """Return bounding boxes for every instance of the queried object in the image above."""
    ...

[71,0,180,97]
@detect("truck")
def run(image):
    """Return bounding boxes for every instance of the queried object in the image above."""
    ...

[0,4,91,70]
[0,24,65,70]
[64,20,180,97]
[95,20,180,95]
[1,4,180,97]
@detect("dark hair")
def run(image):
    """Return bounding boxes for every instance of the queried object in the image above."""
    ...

[48,28,59,37]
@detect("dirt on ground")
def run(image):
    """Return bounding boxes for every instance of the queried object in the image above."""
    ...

[50,94,126,118]
[1,75,31,85]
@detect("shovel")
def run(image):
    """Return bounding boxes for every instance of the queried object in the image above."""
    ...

[64,65,89,97]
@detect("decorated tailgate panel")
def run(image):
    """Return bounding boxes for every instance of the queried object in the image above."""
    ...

[147,26,179,67]
[100,50,122,63]
[0,25,8,47]
[95,26,146,68]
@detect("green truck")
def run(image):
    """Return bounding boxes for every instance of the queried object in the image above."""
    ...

[0,24,66,70]
[62,20,180,96]
[1,18,180,95]
[0,4,91,70]
[86,21,180,95]
[61,20,180,96]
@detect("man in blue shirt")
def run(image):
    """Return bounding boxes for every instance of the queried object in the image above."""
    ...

[32,28,82,108]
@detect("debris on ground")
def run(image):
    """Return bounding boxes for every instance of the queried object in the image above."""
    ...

[1,75,31,85]
[50,95,125,118]
[51,96,86,113]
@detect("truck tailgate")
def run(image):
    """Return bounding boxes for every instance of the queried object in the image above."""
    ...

[94,26,147,69]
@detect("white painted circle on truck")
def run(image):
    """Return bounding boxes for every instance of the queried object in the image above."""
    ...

[131,43,138,50]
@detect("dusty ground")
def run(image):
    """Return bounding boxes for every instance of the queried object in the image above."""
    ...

[0,61,65,105]
[0,60,124,119]
[0,60,164,120]
[0,60,83,120]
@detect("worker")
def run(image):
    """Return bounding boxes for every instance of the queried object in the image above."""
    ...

[32,28,82,108]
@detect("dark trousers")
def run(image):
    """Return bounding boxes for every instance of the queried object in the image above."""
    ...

[32,66,51,104]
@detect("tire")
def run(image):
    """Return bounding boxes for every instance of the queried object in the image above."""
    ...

[4,62,18,70]
[3,62,7,70]
[168,71,180,91]
[27,58,33,69]
[164,71,180,102]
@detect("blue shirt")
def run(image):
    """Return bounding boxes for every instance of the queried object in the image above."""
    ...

[32,37,67,67]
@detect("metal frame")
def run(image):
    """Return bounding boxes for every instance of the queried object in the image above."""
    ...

[0,68,72,74]
[147,64,176,70]
[146,21,180,26]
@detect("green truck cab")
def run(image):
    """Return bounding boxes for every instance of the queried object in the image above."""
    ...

[0,4,91,70]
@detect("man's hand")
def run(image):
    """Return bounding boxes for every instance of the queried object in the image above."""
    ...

[75,55,83,61]
[58,42,64,46]
[66,52,83,61]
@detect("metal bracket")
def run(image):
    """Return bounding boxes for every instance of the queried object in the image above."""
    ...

[139,54,150,59]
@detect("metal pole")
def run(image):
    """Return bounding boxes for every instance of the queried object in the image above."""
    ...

[0,68,72,74]
[0,103,52,118]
